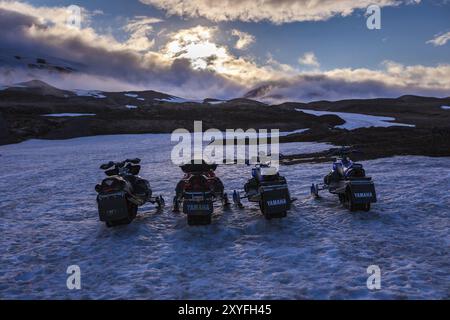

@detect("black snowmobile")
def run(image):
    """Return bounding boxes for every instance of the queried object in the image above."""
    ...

[310,148,377,211]
[95,158,164,227]
[173,160,229,226]
[233,161,296,219]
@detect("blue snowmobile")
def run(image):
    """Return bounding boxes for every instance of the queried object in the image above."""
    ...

[233,160,296,219]
[311,148,377,212]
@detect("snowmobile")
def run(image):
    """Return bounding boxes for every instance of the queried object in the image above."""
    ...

[95,158,164,227]
[310,148,376,212]
[233,161,296,219]
[173,160,229,226]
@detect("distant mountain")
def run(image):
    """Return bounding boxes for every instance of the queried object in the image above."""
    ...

[0,79,267,106]
[13,80,74,98]
[0,79,191,102]
[0,50,82,74]
[243,84,274,99]
[243,84,287,103]
[223,98,267,107]
[244,84,450,105]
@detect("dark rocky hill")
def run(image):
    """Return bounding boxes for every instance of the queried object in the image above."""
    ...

[1,80,449,161]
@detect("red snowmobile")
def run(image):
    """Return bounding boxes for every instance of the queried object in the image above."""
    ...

[173,160,229,225]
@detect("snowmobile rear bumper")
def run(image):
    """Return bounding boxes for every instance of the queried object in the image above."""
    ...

[346,179,377,204]
[182,192,214,216]
[97,191,129,222]
[259,184,291,216]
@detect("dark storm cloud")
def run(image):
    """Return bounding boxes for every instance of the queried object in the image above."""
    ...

[0,7,242,98]
[246,74,450,103]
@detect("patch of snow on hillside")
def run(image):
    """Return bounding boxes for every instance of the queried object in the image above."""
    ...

[296,109,415,130]
[155,96,195,103]
[280,141,332,155]
[207,100,226,105]
[126,105,138,109]
[42,113,96,117]
[281,128,310,136]
[441,106,450,110]
[73,90,106,99]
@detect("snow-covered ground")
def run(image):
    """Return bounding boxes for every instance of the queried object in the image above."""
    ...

[296,109,415,130]
[280,141,332,155]
[124,93,145,101]
[155,96,197,103]
[207,100,226,105]
[441,106,450,110]
[73,90,106,99]
[125,105,138,110]
[42,113,96,117]
[281,128,310,136]
[0,134,449,299]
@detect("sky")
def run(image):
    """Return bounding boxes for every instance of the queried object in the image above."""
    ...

[0,0,449,101]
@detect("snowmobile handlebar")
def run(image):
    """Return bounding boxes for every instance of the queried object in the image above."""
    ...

[125,158,141,164]
[180,161,218,173]
[220,158,272,167]
[99,158,141,170]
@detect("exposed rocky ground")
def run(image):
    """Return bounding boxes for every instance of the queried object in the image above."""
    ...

[0,80,343,144]
[277,95,450,128]
[277,96,450,163]
[280,126,450,164]
[1,80,449,163]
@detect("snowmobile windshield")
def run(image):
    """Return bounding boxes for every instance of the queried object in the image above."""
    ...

[260,166,278,176]
[342,158,353,168]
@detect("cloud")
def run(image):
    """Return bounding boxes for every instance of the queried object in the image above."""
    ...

[231,29,255,50]
[0,0,94,27]
[140,0,410,24]
[298,52,320,68]
[161,26,281,83]
[162,26,227,70]
[0,4,244,99]
[245,61,450,103]
[123,16,163,51]
[0,1,448,103]
[427,31,450,46]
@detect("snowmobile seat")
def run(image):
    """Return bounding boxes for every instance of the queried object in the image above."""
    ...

[126,164,141,175]
[125,176,148,195]
[181,161,218,174]
[100,161,115,170]
[345,163,365,178]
